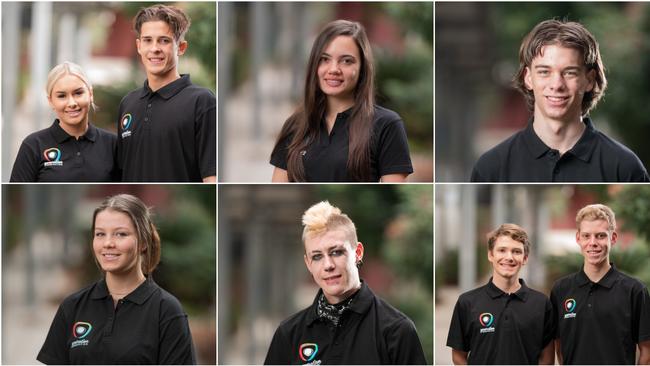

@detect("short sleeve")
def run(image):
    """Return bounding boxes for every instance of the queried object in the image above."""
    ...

[264,325,291,365]
[385,318,428,364]
[542,296,556,347]
[195,91,216,179]
[37,304,70,364]
[549,285,561,339]
[446,299,469,352]
[10,139,40,182]
[375,116,413,177]
[158,300,196,364]
[633,284,650,343]
[270,134,291,170]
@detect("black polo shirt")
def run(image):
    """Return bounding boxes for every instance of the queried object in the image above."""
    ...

[37,278,196,364]
[447,278,555,364]
[10,120,116,182]
[264,281,427,364]
[550,264,650,365]
[270,105,413,182]
[117,74,216,182]
[471,117,649,182]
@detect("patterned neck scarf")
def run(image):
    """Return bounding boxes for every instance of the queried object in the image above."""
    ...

[316,291,357,327]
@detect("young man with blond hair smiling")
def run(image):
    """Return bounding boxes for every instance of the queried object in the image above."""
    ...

[264,201,427,364]
[447,223,555,364]
[551,204,650,364]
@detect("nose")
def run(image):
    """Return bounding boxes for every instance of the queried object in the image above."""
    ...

[327,60,341,74]
[66,95,78,108]
[323,255,335,271]
[102,234,116,248]
[549,71,566,91]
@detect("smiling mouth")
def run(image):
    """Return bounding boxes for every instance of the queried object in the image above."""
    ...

[324,79,343,87]
[148,57,164,64]
[545,96,569,105]
[102,253,121,261]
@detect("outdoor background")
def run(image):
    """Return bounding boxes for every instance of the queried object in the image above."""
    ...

[435,184,650,364]
[1,1,216,181]
[2,185,216,364]
[218,184,433,364]
[218,2,433,182]
[436,2,650,181]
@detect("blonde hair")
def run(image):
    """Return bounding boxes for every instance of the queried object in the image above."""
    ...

[576,204,616,232]
[302,201,357,247]
[46,61,97,111]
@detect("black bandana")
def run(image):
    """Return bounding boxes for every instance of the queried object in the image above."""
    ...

[316,291,356,327]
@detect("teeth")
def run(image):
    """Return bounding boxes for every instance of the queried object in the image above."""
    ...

[326,80,343,87]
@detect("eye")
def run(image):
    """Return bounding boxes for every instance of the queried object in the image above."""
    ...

[116,232,129,237]
[537,69,549,76]
[94,232,105,237]
[330,250,343,257]
[160,38,171,44]
[596,233,607,240]
[319,56,330,64]
[311,254,322,261]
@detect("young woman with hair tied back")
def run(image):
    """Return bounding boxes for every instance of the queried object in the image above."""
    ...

[38,194,196,364]
[271,20,414,182]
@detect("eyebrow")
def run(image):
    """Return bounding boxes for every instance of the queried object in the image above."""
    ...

[308,244,346,255]
[533,64,582,70]
[321,52,356,59]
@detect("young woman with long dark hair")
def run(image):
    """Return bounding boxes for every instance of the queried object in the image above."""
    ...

[270,20,413,182]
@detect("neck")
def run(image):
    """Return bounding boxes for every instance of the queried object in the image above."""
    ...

[147,71,181,92]
[105,270,146,299]
[59,119,89,139]
[491,274,521,294]
[532,112,585,155]
[325,97,354,132]
[583,260,611,283]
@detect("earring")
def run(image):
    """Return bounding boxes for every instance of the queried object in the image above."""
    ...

[356,259,363,268]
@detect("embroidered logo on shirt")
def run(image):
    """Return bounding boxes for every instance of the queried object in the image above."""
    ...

[479,312,495,333]
[299,343,320,364]
[564,298,577,318]
[71,321,92,349]
[121,113,133,138]
[43,148,63,167]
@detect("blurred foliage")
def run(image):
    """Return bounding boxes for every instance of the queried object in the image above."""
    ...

[491,3,650,165]
[389,285,434,364]
[545,244,650,288]
[156,187,216,312]
[376,2,433,152]
[385,185,433,291]
[613,185,650,245]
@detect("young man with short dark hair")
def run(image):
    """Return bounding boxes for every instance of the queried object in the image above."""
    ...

[550,204,650,364]
[117,4,216,182]
[447,223,555,364]
[471,19,648,182]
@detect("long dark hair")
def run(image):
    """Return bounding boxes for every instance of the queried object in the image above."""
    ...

[275,20,375,181]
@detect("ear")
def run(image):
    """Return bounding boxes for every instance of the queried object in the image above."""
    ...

[47,95,54,109]
[524,66,534,90]
[522,254,529,266]
[177,40,188,56]
[575,230,581,245]
[303,253,309,269]
[355,242,364,262]
[487,249,494,263]
[136,38,142,55]
[585,69,596,93]
[610,231,618,246]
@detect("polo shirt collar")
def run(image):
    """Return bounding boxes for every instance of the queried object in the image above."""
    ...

[139,74,192,100]
[90,278,158,305]
[524,117,597,162]
[485,277,529,302]
[576,263,618,289]
[305,280,371,326]
[49,119,98,143]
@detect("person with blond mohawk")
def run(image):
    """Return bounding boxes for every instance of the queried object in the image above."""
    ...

[264,201,427,364]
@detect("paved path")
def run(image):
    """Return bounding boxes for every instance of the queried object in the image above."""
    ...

[435,286,460,365]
